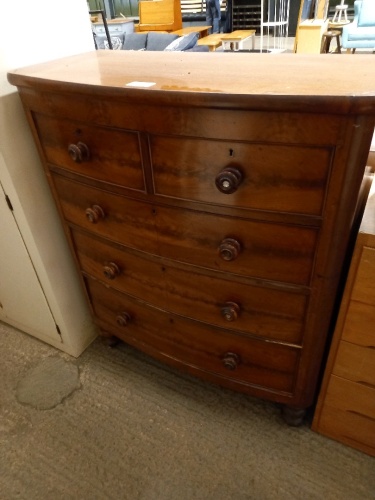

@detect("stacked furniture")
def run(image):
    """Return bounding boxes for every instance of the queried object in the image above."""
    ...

[231,0,262,31]
[7,51,375,425]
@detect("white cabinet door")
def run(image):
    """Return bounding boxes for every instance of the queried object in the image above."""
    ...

[0,179,61,342]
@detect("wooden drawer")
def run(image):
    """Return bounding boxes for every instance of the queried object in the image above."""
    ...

[154,204,318,286]
[316,375,375,456]
[72,229,307,344]
[85,277,300,395]
[341,246,375,347]
[334,340,375,386]
[350,246,375,304]
[34,113,145,191]
[151,135,332,216]
[342,301,375,347]
[54,174,318,286]
[52,174,159,255]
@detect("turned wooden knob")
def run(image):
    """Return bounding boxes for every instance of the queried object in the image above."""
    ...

[85,205,105,224]
[222,352,241,370]
[103,262,120,280]
[116,312,131,327]
[68,142,90,163]
[220,301,241,321]
[218,238,242,261]
[215,167,243,194]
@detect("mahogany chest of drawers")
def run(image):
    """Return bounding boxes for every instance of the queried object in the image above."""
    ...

[8,51,375,424]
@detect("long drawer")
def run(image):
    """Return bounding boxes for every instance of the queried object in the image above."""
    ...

[72,229,307,344]
[53,174,318,286]
[150,135,332,216]
[85,276,300,395]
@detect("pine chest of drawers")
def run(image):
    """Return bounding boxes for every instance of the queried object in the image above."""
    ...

[312,182,375,455]
[8,51,375,424]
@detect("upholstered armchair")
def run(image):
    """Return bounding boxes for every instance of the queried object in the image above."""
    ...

[342,0,375,53]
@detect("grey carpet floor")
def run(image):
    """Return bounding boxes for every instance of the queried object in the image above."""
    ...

[1,320,374,500]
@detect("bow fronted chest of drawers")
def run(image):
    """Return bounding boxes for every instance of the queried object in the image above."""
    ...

[8,51,375,424]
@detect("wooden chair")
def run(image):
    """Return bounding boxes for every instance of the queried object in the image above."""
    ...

[138,0,183,32]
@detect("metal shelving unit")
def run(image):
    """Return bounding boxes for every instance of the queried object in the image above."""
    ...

[231,0,290,51]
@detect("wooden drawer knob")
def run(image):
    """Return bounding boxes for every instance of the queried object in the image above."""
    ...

[222,352,241,370]
[68,142,90,163]
[215,167,243,194]
[85,205,105,224]
[116,312,131,327]
[103,262,120,280]
[218,238,241,261]
[221,301,241,321]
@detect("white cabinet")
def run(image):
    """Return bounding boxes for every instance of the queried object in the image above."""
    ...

[0,170,60,343]
[92,19,135,36]
[0,0,98,356]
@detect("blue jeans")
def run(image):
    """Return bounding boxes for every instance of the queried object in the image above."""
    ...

[206,0,221,33]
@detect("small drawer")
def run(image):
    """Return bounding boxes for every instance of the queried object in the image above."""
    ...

[34,113,145,191]
[85,277,300,394]
[73,229,307,344]
[334,340,375,386]
[151,135,332,216]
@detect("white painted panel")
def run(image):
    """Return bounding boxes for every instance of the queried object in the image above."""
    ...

[0,178,60,342]
[0,0,97,356]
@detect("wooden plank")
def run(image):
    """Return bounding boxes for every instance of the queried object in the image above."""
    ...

[197,33,223,50]
[173,25,211,38]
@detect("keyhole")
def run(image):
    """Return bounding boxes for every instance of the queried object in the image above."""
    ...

[229,149,234,157]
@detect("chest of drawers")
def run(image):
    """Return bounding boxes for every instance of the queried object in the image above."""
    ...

[312,183,375,455]
[8,51,375,424]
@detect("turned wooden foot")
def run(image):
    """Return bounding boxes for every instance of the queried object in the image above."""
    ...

[106,336,121,348]
[281,405,306,426]
[100,332,121,348]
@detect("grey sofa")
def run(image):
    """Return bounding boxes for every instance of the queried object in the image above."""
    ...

[94,31,209,52]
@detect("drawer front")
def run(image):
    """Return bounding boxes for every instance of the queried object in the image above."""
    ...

[154,205,318,286]
[341,246,375,347]
[85,277,299,394]
[151,135,332,215]
[317,375,375,455]
[54,175,317,286]
[73,229,307,344]
[342,301,375,347]
[334,340,375,386]
[351,247,375,303]
[34,113,145,191]
[52,174,159,255]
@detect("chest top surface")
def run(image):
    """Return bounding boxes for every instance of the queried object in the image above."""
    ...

[7,51,375,114]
